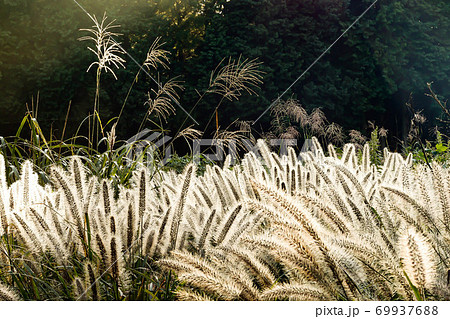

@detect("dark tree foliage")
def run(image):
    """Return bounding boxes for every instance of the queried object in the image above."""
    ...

[346,0,450,138]
[0,0,92,135]
[0,0,449,143]
[190,0,450,136]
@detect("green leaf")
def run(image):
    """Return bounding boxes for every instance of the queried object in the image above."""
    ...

[435,143,448,153]
[403,271,423,301]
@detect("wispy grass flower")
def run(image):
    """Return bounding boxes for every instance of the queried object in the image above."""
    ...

[79,12,126,147]
[208,56,263,101]
[144,79,183,122]
[326,122,344,145]
[143,37,170,71]
[79,13,126,80]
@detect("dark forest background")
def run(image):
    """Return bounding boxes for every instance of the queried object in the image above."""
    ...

[0,0,449,148]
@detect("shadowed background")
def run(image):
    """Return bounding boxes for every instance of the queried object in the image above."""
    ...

[0,0,449,146]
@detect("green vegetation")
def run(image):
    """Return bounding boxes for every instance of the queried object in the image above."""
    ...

[1,0,449,141]
[1,138,450,300]
[1,0,450,301]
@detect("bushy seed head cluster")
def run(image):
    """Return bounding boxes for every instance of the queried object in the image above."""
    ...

[1,138,449,300]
